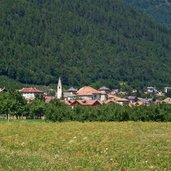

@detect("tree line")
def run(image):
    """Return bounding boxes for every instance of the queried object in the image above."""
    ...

[0,91,171,122]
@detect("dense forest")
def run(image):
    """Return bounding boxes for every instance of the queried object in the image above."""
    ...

[1,0,171,88]
[125,0,171,25]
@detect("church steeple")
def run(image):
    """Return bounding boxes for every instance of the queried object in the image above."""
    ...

[56,77,63,99]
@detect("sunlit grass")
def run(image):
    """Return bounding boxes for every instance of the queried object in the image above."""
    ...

[0,121,171,170]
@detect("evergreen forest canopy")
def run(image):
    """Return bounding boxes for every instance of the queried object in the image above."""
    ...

[125,0,171,25]
[1,0,171,88]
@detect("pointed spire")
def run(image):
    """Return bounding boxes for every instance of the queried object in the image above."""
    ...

[56,77,63,99]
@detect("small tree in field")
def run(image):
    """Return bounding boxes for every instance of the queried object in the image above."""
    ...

[0,91,27,119]
[29,99,45,119]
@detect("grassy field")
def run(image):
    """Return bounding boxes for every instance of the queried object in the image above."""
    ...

[0,121,171,171]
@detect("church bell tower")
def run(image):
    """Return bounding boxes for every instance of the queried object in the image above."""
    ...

[56,77,63,99]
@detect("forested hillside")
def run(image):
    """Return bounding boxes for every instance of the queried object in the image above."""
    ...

[1,0,171,88]
[125,0,171,25]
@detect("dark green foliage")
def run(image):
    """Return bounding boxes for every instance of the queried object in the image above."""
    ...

[0,76,24,90]
[1,91,171,121]
[29,99,45,119]
[43,102,171,122]
[125,0,171,25]
[45,100,72,121]
[0,91,27,119]
[1,0,171,88]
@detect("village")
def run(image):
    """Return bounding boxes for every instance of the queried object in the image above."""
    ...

[1,78,171,108]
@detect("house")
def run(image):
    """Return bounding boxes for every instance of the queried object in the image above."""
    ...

[164,87,171,97]
[76,86,102,101]
[100,91,108,102]
[164,87,171,93]
[163,98,171,104]
[108,94,117,100]
[156,91,165,97]
[147,87,158,94]
[127,96,137,103]
[44,96,56,103]
[110,89,119,95]
[63,87,77,100]
[107,94,129,105]
[19,88,44,100]
[116,98,129,106]
[77,100,101,107]
[62,100,101,108]
[98,86,111,94]
[67,87,78,93]
[61,100,79,107]
[138,98,153,106]
[105,99,119,105]
[128,101,144,107]
[132,89,137,93]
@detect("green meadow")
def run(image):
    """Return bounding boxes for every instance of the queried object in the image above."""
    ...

[0,121,171,171]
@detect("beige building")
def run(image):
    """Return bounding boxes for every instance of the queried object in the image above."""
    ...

[76,86,107,101]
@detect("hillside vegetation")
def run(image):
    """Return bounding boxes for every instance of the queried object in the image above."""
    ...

[0,76,24,90]
[1,0,171,88]
[125,0,171,25]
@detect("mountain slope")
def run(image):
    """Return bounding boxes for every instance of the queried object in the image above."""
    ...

[1,0,171,88]
[125,0,171,25]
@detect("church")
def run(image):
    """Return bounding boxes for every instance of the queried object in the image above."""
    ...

[56,78,108,102]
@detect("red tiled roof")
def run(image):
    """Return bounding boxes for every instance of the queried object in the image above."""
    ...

[62,100,101,106]
[19,88,44,93]
[61,100,78,106]
[108,94,128,102]
[108,94,121,100]
[45,96,56,103]
[77,100,101,106]
[163,98,171,104]
[76,86,101,96]
[105,99,117,104]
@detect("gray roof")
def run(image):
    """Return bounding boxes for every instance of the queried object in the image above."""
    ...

[99,86,110,91]
[63,92,76,98]
[67,87,77,92]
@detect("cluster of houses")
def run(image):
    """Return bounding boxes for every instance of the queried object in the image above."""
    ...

[14,78,171,107]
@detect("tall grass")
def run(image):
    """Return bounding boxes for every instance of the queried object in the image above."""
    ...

[0,121,171,170]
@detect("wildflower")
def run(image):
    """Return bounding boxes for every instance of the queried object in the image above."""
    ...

[149,166,154,169]
[83,137,88,140]
[21,142,25,146]
[69,140,75,144]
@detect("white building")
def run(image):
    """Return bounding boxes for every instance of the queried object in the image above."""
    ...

[63,87,77,100]
[19,88,44,100]
[164,87,171,93]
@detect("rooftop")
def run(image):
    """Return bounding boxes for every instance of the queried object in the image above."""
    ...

[76,86,101,96]
[19,88,44,93]
[99,86,110,91]
[67,87,78,92]
[45,96,56,103]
